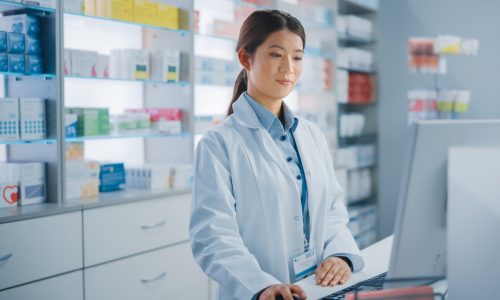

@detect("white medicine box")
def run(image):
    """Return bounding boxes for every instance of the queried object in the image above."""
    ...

[5,162,45,206]
[20,98,46,140]
[0,98,19,140]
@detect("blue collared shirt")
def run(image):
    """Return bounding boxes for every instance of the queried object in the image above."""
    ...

[243,92,310,246]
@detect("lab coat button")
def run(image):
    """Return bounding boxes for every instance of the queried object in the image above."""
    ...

[296,175,302,180]
[294,216,299,221]
[280,135,287,141]
[287,157,293,162]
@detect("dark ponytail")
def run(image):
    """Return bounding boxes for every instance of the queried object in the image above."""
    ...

[227,9,306,116]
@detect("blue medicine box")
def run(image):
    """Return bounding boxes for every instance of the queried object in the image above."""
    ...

[99,163,126,192]
[26,54,42,74]
[0,31,7,52]
[25,34,41,54]
[7,32,25,54]
[8,54,25,73]
[0,53,7,72]
[0,14,41,37]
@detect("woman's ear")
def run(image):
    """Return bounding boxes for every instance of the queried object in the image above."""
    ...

[237,48,251,71]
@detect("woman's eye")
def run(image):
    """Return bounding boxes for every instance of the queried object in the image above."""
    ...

[294,56,303,61]
[270,52,282,58]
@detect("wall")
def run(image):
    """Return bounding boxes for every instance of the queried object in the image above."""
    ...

[378,0,500,237]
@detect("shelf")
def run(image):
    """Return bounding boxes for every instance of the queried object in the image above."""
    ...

[0,138,56,145]
[64,12,190,35]
[68,188,192,210]
[64,75,190,86]
[338,0,377,14]
[348,195,376,207]
[0,71,56,79]
[338,133,377,147]
[195,33,237,42]
[345,162,376,171]
[337,101,377,108]
[337,66,376,74]
[0,0,55,13]
[66,131,191,142]
[338,34,376,46]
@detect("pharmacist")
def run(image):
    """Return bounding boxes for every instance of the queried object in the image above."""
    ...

[189,10,364,300]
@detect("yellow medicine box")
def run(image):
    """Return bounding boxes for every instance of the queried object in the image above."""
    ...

[111,0,134,22]
[134,0,157,25]
[155,3,179,30]
[84,0,97,16]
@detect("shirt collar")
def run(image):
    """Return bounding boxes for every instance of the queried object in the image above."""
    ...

[243,91,298,133]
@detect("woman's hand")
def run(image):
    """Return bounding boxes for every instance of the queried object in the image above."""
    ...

[258,284,307,300]
[315,257,352,287]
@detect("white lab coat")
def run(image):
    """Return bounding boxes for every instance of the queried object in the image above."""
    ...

[189,94,364,300]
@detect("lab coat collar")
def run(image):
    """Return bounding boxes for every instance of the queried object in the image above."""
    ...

[232,92,298,132]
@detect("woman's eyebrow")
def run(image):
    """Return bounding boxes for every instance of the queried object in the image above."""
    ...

[267,44,304,53]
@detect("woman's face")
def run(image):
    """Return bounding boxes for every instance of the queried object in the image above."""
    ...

[242,30,304,103]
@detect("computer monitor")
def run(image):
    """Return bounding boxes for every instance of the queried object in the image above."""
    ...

[387,120,500,281]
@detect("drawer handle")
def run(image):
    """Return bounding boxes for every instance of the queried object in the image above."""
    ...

[140,220,166,230]
[141,271,167,283]
[0,253,12,262]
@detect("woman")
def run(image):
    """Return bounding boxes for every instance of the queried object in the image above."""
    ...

[190,10,364,300]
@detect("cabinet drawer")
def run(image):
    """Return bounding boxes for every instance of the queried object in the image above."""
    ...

[0,270,83,300]
[85,242,208,300]
[83,193,191,266]
[0,212,83,290]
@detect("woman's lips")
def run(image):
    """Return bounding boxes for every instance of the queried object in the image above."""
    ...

[276,79,293,86]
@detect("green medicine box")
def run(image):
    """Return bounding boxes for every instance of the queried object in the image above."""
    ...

[66,107,110,136]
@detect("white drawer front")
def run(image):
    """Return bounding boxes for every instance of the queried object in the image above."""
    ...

[0,270,83,300]
[85,242,208,300]
[0,212,83,290]
[84,194,191,266]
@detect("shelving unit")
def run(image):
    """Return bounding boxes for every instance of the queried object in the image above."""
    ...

[334,0,379,249]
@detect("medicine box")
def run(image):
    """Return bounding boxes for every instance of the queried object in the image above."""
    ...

[25,35,41,54]
[0,183,18,208]
[66,179,99,199]
[151,50,180,82]
[70,49,98,77]
[132,50,149,80]
[171,164,194,190]
[134,0,157,25]
[65,142,84,161]
[65,160,100,199]
[65,113,78,138]
[99,162,125,192]
[8,54,25,73]
[155,3,179,29]
[96,54,110,78]
[0,53,7,72]
[0,31,7,52]
[0,98,19,141]
[20,98,46,140]
[64,49,72,75]
[126,164,171,190]
[68,107,110,136]
[0,14,41,37]
[6,162,46,206]
[7,32,25,54]
[84,0,97,16]
[26,54,43,74]
[108,0,135,22]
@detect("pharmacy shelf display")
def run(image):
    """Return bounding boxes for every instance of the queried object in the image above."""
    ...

[62,0,194,204]
[335,0,379,249]
[0,0,60,210]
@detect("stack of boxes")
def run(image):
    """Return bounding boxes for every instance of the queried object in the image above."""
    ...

[337,69,374,104]
[0,161,45,207]
[66,107,110,137]
[195,56,239,86]
[126,164,193,191]
[347,204,377,249]
[337,15,373,39]
[65,48,181,82]
[0,13,44,74]
[337,47,373,71]
[0,98,46,141]
[335,144,376,169]
[73,0,180,30]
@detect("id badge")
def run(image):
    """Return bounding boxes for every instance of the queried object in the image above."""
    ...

[292,248,317,281]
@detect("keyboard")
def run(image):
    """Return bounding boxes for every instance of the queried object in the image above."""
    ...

[321,272,387,300]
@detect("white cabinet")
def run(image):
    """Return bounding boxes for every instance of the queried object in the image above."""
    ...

[0,271,83,300]
[0,212,83,290]
[83,193,191,266]
[84,242,207,300]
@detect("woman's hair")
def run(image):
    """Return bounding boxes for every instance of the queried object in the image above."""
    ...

[227,10,306,116]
